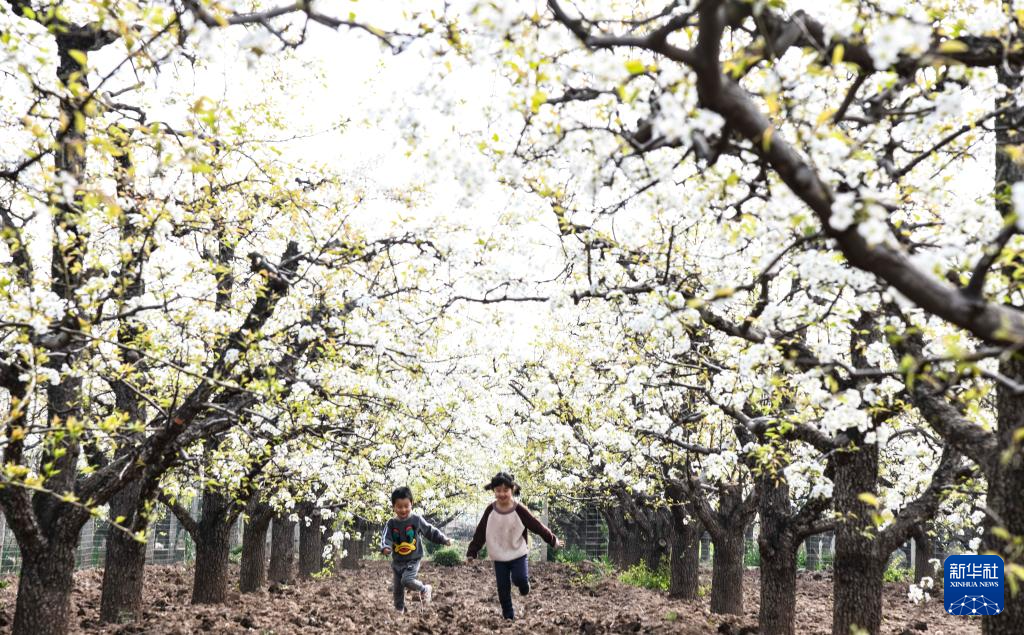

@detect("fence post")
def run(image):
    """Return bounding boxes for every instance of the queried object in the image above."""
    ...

[0,514,7,575]
[909,537,916,575]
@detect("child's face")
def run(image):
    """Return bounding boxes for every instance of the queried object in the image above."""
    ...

[393,497,412,520]
[492,484,514,505]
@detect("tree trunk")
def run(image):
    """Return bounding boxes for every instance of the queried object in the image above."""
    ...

[984,462,1024,634]
[757,471,805,635]
[240,503,273,593]
[709,525,745,615]
[191,521,233,603]
[269,515,296,584]
[668,520,700,599]
[979,63,1024,635]
[298,507,324,579]
[99,483,147,623]
[985,353,1024,634]
[340,517,374,569]
[832,442,884,635]
[99,134,151,624]
[13,541,78,635]
[602,508,623,567]
[603,507,642,569]
[340,518,365,569]
[188,489,236,604]
[759,536,799,635]
[642,508,672,571]
[911,525,935,583]
[621,523,644,568]
[833,551,885,635]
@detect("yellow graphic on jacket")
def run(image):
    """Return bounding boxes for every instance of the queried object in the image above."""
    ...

[391,524,417,556]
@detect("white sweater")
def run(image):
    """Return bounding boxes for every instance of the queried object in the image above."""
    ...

[485,505,530,561]
[467,502,557,562]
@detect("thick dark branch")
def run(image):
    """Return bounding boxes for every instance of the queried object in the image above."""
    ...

[677,474,723,539]
[76,242,301,504]
[704,77,1024,346]
[799,518,837,539]
[159,494,200,538]
[756,8,1024,76]
[637,428,724,455]
[790,495,834,541]
[0,203,33,286]
[547,2,1024,347]
[0,379,44,552]
[183,0,410,51]
[547,0,697,64]
[964,223,1017,298]
[889,329,999,474]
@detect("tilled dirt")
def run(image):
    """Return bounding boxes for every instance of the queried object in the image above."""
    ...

[0,561,978,634]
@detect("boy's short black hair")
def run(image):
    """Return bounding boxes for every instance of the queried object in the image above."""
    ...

[484,471,521,496]
[391,486,414,504]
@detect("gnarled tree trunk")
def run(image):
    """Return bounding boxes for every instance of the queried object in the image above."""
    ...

[269,514,296,584]
[298,505,324,579]
[191,521,233,603]
[757,472,825,635]
[240,502,274,593]
[983,77,1024,635]
[340,516,370,569]
[667,505,701,599]
[189,490,235,604]
[709,522,745,615]
[602,506,642,569]
[13,537,79,635]
[99,483,147,623]
[832,442,884,635]
[985,353,1024,634]
[911,524,935,584]
[686,481,755,616]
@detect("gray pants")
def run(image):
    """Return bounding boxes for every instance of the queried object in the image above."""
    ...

[391,559,425,609]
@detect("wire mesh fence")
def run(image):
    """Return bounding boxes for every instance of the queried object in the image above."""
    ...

[0,498,246,577]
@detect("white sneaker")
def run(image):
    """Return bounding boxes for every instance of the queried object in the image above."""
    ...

[421,584,433,603]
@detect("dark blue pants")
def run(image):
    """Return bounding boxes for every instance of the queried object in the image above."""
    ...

[493,555,529,619]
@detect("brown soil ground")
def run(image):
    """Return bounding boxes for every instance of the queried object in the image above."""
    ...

[0,561,979,634]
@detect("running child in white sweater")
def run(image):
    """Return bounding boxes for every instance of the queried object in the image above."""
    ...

[466,472,560,620]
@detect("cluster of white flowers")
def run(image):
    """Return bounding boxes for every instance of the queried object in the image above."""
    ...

[653,89,725,147]
[866,19,933,70]
[908,576,934,604]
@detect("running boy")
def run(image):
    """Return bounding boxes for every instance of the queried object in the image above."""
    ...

[380,486,451,613]
[466,472,560,620]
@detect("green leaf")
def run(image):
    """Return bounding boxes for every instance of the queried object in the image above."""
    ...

[624,59,646,74]
[857,492,880,508]
[831,44,845,66]
[68,49,88,68]
[530,91,547,113]
[1012,426,1024,445]
[938,40,970,54]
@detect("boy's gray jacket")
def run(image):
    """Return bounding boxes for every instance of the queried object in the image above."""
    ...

[380,514,449,562]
